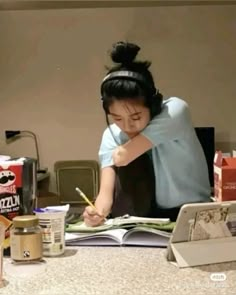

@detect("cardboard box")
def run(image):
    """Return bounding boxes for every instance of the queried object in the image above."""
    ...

[214,151,236,202]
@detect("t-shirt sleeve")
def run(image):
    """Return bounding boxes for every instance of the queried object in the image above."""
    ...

[141,97,191,146]
[98,127,120,168]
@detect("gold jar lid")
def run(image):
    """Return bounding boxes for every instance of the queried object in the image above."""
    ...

[12,215,39,228]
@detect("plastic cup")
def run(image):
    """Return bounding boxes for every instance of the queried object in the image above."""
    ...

[34,211,66,257]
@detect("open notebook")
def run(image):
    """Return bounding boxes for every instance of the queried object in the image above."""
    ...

[65,215,174,247]
[66,227,171,247]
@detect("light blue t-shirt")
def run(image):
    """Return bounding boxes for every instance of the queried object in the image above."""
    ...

[98,97,211,208]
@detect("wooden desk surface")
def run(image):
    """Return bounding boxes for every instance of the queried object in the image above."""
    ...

[1,247,236,295]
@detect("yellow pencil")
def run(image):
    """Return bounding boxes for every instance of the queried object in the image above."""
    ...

[75,187,107,221]
[75,187,97,211]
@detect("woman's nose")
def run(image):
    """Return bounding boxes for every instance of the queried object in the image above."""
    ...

[123,120,133,131]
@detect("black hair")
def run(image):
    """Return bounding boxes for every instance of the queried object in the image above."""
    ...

[100,41,163,120]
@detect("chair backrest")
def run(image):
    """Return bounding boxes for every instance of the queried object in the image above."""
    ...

[54,160,100,206]
[195,127,215,187]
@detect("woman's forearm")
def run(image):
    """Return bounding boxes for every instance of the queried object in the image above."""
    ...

[94,166,116,216]
[112,134,153,167]
[95,194,113,217]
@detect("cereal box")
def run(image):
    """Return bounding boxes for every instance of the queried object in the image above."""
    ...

[214,151,236,202]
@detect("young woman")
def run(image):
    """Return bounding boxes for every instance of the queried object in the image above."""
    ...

[83,41,211,226]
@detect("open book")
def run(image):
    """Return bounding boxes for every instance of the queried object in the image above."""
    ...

[66,227,171,247]
[65,215,175,247]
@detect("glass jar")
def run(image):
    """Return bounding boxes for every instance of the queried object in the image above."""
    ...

[10,215,42,262]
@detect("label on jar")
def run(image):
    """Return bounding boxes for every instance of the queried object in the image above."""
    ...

[10,233,42,261]
[36,212,65,257]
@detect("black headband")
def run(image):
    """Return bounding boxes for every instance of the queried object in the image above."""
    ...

[100,70,156,99]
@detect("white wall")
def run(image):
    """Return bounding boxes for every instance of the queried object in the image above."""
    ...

[0,4,235,191]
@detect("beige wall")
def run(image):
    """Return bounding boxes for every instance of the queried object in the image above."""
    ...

[0,4,236,191]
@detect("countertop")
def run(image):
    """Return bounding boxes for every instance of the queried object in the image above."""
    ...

[1,247,236,295]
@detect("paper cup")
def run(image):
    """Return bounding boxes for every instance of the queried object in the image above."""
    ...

[35,211,66,257]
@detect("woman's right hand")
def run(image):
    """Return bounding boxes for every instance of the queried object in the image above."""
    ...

[82,206,106,227]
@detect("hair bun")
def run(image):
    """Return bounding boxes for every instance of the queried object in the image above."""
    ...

[110,41,140,65]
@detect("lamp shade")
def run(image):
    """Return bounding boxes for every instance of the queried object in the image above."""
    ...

[5,130,21,139]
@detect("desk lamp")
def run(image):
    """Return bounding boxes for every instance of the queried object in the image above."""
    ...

[5,130,47,173]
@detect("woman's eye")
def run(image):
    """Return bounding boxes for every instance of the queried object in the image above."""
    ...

[114,118,122,121]
[132,117,141,121]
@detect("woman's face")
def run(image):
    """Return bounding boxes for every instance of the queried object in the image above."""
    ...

[108,98,151,138]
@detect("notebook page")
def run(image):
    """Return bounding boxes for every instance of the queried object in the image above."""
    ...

[65,229,127,246]
[66,217,172,233]
[113,216,170,227]
[66,219,114,233]
[122,227,171,247]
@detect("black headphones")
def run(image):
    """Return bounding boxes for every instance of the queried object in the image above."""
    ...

[100,70,162,118]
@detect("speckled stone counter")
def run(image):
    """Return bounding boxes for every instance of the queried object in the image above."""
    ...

[1,247,236,295]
